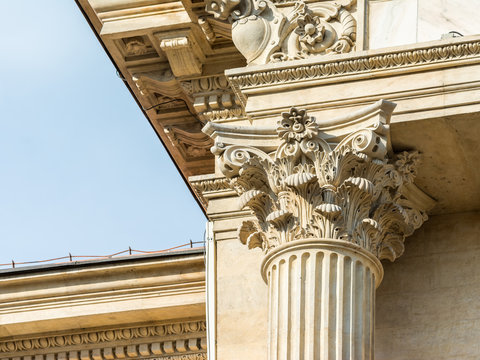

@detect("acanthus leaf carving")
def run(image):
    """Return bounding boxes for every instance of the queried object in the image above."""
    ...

[210,104,432,262]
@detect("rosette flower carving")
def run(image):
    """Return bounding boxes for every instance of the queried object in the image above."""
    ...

[294,14,325,47]
[277,107,319,142]
[212,105,430,262]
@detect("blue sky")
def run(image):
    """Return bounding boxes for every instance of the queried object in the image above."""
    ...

[0,1,207,266]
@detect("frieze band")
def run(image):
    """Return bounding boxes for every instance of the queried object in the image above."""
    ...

[0,321,206,355]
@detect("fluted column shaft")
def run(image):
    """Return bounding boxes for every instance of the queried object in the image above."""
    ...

[261,239,383,360]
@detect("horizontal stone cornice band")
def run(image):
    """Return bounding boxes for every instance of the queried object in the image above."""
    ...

[226,36,480,105]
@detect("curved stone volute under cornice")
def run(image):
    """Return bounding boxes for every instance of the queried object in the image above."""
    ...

[204,0,357,65]
[202,100,434,359]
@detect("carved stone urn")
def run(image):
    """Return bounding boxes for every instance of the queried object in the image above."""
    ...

[203,100,430,359]
[205,0,357,65]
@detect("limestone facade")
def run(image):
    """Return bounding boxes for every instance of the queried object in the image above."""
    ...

[3,0,479,359]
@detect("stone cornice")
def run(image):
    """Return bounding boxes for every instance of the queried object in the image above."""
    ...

[0,254,206,338]
[0,256,205,312]
[226,36,480,107]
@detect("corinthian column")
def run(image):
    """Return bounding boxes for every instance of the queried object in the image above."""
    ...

[262,239,381,360]
[203,100,431,360]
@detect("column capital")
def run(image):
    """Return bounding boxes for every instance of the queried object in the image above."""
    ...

[203,100,434,262]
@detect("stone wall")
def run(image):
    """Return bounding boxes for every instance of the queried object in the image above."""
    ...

[369,0,480,49]
[214,211,480,359]
[215,235,268,360]
[376,211,480,359]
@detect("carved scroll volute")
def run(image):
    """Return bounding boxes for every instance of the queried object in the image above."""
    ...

[204,0,357,65]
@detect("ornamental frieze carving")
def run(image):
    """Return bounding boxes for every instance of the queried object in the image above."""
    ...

[206,101,433,262]
[0,321,206,358]
[227,39,480,97]
[205,0,356,65]
[0,351,207,360]
[151,355,207,360]
[191,177,232,194]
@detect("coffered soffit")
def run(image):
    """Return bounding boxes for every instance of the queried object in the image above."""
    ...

[77,0,245,182]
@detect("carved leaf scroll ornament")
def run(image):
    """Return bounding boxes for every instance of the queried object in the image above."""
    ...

[205,0,356,65]
[214,107,428,262]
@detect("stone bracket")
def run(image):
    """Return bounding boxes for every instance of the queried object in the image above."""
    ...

[157,30,206,78]
[181,75,245,122]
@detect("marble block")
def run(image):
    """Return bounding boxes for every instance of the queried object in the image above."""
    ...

[418,0,480,42]
[369,0,418,49]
